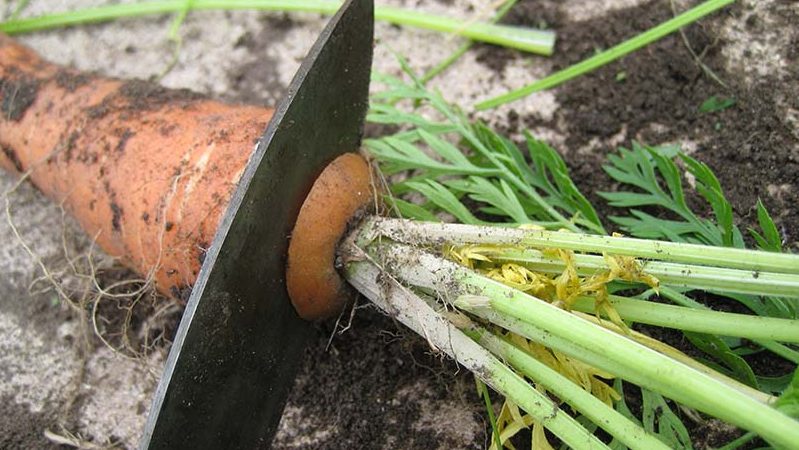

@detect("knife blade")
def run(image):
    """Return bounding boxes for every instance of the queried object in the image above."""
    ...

[140,1,374,447]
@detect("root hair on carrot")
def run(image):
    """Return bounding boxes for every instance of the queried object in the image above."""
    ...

[3,160,178,444]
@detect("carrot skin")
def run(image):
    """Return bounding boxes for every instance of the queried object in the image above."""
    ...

[1,33,274,299]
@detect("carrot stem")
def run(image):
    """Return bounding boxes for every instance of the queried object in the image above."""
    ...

[344,248,611,450]
[0,0,555,55]
[346,238,799,449]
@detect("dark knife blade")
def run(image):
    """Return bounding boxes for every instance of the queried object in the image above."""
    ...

[140,1,374,448]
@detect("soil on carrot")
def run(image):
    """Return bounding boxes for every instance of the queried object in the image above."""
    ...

[0,75,40,121]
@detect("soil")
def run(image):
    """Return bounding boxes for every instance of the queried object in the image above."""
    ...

[274,306,484,450]
[474,0,798,448]
[0,396,56,449]
[228,15,298,107]
[482,0,799,247]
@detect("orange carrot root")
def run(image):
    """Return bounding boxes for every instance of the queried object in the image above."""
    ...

[1,33,273,300]
[2,34,377,319]
[286,153,375,320]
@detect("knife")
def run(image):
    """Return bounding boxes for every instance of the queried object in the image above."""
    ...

[140,1,374,448]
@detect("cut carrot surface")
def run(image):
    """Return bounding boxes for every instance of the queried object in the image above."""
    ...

[286,153,374,320]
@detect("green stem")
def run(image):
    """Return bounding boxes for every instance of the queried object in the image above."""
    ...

[460,302,798,449]
[467,300,772,405]
[168,0,195,40]
[490,247,799,298]
[352,235,768,404]
[367,217,799,274]
[462,324,670,450]
[0,0,555,55]
[344,253,610,450]
[658,287,799,364]
[570,296,799,343]
[457,303,798,448]
[475,0,734,109]
[420,42,471,84]
[754,340,799,365]
[364,240,799,448]
[571,309,775,399]
[377,5,553,55]
[420,0,519,84]
[717,431,757,450]
[475,378,503,450]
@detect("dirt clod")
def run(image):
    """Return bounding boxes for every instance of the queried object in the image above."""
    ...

[54,69,91,92]
[110,201,123,232]
[114,128,135,154]
[1,75,40,121]
[1,143,23,172]
[118,79,204,112]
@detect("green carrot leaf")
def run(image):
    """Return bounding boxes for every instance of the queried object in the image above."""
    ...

[680,153,737,247]
[405,180,482,225]
[367,71,602,233]
[698,96,736,114]
[417,128,471,167]
[600,143,743,247]
[524,132,603,229]
[451,177,530,224]
[775,368,799,418]
[749,199,782,252]
[641,389,694,450]
[383,196,440,222]
[683,332,759,388]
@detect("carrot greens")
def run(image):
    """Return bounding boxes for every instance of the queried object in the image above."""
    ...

[346,69,799,449]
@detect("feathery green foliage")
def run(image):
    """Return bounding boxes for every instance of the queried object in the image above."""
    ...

[366,70,604,234]
[600,142,741,247]
[362,68,798,449]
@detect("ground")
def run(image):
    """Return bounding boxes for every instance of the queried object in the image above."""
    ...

[1,0,797,448]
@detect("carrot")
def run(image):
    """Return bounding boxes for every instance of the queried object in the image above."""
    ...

[1,33,375,318]
[0,33,275,300]
[0,35,252,298]
[286,152,374,320]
